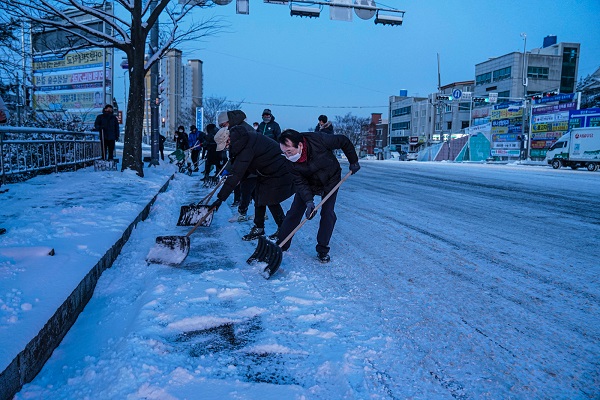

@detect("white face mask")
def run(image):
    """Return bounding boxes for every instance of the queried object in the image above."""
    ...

[285,152,301,162]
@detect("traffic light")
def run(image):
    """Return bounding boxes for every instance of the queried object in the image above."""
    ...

[473,97,489,103]
[436,94,453,101]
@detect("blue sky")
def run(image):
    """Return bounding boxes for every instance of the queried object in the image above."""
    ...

[119,0,600,131]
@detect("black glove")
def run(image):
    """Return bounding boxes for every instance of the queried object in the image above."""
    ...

[211,199,222,211]
[305,201,316,220]
[349,162,361,175]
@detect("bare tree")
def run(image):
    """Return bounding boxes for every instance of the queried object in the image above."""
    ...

[334,113,369,147]
[202,96,243,130]
[0,0,224,176]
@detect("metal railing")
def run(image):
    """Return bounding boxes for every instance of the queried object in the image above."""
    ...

[0,126,101,184]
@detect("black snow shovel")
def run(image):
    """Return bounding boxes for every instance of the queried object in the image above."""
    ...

[247,171,352,279]
[177,164,228,226]
[146,203,219,266]
[177,177,225,226]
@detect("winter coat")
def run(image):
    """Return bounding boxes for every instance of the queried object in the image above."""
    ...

[174,131,189,151]
[284,132,358,204]
[314,121,334,134]
[93,111,120,140]
[257,114,282,141]
[217,110,293,206]
[159,134,166,150]
[188,130,202,149]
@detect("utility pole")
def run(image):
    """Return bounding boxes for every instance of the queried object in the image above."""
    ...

[149,0,160,166]
[520,33,528,160]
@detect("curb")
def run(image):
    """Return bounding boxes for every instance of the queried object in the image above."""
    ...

[0,174,175,400]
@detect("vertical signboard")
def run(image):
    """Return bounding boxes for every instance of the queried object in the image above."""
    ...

[196,107,204,131]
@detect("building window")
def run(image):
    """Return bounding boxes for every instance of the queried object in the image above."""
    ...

[497,90,510,103]
[392,105,411,117]
[446,122,452,130]
[392,121,411,130]
[459,102,470,111]
[561,47,578,93]
[461,121,469,129]
[492,66,511,82]
[527,66,549,79]
[476,72,492,85]
[445,104,452,112]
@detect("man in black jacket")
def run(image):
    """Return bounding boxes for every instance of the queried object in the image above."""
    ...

[256,109,281,141]
[93,104,120,160]
[314,114,334,134]
[277,129,360,263]
[211,110,293,241]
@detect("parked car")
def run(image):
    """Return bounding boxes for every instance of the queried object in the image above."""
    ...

[406,152,418,161]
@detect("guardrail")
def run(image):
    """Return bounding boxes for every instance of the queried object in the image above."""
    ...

[0,126,101,184]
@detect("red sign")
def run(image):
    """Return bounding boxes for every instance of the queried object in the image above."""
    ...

[117,110,123,124]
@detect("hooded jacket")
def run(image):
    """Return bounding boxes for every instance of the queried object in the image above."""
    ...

[284,132,358,204]
[216,110,293,206]
[257,113,282,141]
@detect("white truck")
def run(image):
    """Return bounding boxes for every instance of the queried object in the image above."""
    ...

[545,127,600,171]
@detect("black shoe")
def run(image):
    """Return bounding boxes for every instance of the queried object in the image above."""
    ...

[242,225,265,241]
[267,228,279,241]
[194,167,199,172]
[317,252,330,263]
[231,201,240,207]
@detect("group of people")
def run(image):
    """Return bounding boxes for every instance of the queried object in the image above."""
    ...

[206,108,358,263]
[170,124,227,180]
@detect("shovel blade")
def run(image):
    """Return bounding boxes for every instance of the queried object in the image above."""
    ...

[177,205,214,226]
[247,236,282,279]
[146,236,190,266]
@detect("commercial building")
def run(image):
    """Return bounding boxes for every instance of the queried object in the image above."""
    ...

[474,37,580,100]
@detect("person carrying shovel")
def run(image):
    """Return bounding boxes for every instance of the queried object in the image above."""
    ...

[276,129,360,263]
[209,110,293,241]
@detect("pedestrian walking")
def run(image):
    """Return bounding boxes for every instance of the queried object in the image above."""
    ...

[211,110,293,241]
[159,133,166,161]
[277,129,360,263]
[202,123,227,181]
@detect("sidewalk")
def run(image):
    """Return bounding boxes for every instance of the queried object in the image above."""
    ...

[0,161,176,400]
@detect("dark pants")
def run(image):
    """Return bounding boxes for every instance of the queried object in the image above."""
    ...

[238,176,257,214]
[159,146,164,161]
[102,139,116,160]
[191,149,200,168]
[254,203,285,230]
[233,185,241,203]
[277,191,338,254]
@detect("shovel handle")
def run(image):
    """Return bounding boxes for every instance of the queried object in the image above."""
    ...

[279,171,352,248]
[199,177,226,205]
[186,204,218,237]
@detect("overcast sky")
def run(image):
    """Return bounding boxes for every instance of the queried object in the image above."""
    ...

[116,0,600,131]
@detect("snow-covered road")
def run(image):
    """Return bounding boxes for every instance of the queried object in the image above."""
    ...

[16,161,600,399]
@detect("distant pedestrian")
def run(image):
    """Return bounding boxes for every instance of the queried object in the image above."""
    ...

[277,129,360,263]
[314,114,334,134]
[252,122,259,131]
[93,104,120,160]
[188,125,202,171]
[174,125,189,151]
[257,109,281,141]
[159,133,166,161]
[202,122,227,181]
